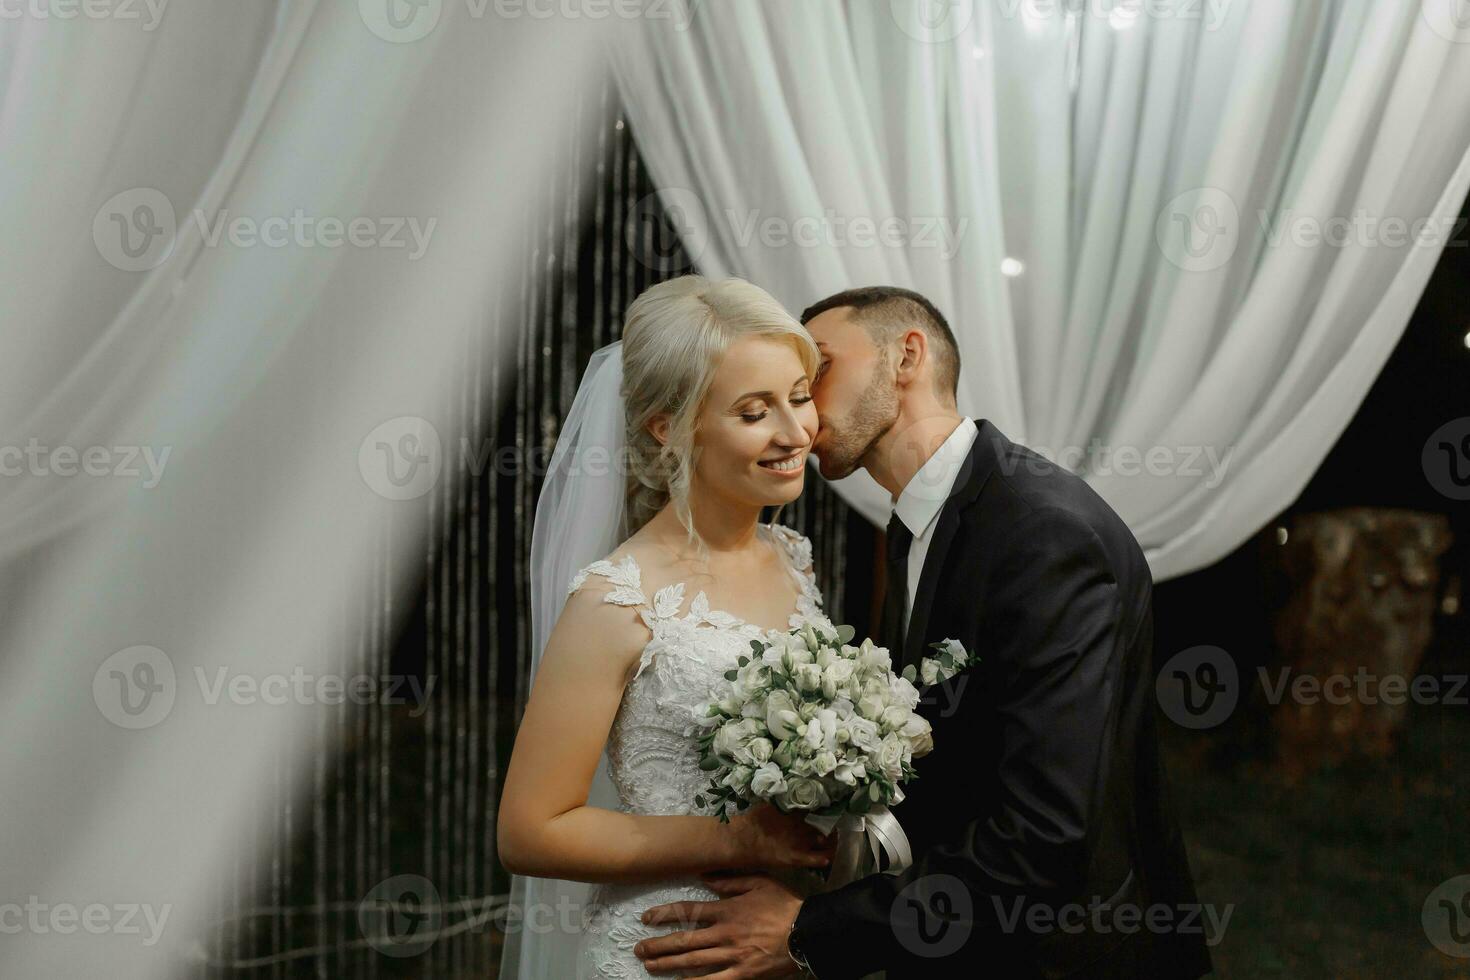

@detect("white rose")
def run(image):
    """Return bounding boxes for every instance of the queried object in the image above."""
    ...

[749,762,788,799]
[793,663,822,693]
[920,658,941,687]
[879,704,911,734]
[877,734,907,781]
[713,720,749,760]
[901,714,934,757]
[857,693,887,722]
[857,638,892,672]
[765,691,802,740]
[780,777,830,811]
[888,674,921,710]
[746,736,774,764]
[848,716,882,754]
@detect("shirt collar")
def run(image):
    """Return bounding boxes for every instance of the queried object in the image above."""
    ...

[892,418,979,540]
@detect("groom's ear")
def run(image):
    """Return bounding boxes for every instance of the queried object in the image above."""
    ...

[646,413,672,447]
[895,327,929,387]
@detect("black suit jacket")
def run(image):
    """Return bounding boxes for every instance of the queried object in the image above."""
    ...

[791,420,1212,979]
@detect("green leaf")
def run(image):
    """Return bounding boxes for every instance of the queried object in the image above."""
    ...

[699,756,723,771]
[694,795,705,808]
[901,665,917,683]
[836,624,856,644]
[750,639,766,656]
[723,669,738,681]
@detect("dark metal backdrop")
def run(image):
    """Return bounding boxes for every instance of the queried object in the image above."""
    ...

[191,81,873,979]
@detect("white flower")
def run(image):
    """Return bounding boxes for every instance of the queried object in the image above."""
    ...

[812,750,838,776]
[779,777,830,811]
[888,674,920,711]
[857,692,887,722]
[857,638,892,673]
[833,759,866,786]
[879,704,911,734]
[749,763,788,799]
[793,662,823,693]
[901,714,934,757]
[746,737,774,764]
[848,716,882,754]
[820,660,856,700]
[765,691,802,741]
[713,719,757,760]
[722,765,754,791]
[877,734,907,781]
[920,658,942,687]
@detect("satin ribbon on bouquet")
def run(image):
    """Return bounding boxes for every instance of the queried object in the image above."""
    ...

[805,805,913,886]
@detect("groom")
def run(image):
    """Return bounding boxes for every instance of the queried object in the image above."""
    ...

[635,287,1212,978]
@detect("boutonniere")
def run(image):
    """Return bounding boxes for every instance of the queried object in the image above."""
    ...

[902,638,975,688]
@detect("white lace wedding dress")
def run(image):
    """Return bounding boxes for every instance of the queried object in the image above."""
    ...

[566,522,832,979]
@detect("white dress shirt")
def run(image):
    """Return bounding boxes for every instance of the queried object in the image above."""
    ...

[891,417,979,635]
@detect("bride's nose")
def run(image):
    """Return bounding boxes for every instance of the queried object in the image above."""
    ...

[770,402,813,450]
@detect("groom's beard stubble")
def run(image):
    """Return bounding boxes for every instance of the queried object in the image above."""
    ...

[814,378,899,481]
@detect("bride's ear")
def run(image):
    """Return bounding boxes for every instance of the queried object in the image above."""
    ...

[646,413,672,447]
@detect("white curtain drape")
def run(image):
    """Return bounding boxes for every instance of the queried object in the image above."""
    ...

[614,0,1470,580]
[0,3,606,975]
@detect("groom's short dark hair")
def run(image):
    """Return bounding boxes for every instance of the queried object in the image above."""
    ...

[800,286,961,401]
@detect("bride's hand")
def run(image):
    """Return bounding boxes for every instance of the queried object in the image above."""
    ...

[728,803,835,872]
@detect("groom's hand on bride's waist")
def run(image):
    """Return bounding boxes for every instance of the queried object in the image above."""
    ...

[634,873,805,978]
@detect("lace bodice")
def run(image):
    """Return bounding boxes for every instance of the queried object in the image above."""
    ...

[568,523,829,817]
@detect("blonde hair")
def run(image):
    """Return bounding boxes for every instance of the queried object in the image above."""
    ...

[620,275,819,543]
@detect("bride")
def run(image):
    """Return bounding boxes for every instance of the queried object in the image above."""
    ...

[497,276,838,978]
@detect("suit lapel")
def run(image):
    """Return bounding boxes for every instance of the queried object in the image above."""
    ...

[901,421,1003,670]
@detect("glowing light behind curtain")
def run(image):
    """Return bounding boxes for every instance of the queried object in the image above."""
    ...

[613,0,1470,580]
[0,3,608,977]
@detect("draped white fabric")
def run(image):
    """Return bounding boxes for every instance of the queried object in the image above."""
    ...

[614,0,1470,580]
[0,3,605,975]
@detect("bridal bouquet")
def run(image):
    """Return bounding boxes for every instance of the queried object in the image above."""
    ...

[694,622,971,880]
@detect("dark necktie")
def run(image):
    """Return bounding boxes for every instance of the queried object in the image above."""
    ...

[882,513,914,654]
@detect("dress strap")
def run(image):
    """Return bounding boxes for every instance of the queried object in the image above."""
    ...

[567,554,688,625]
